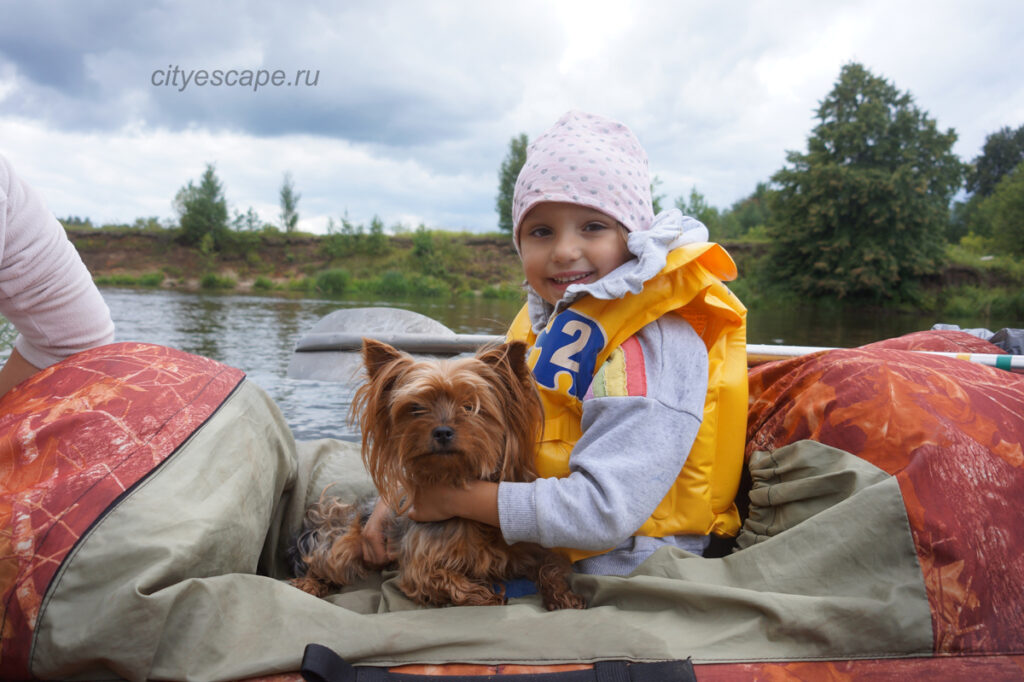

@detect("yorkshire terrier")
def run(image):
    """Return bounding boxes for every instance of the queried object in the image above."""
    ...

[290,338,585,610]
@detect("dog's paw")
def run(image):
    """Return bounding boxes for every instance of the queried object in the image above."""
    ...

[290,575,331,598]
[543,589,587,611]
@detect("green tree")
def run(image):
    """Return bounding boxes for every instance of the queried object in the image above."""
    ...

[131,216,163,231]
[367,215,390,255]
[232,207,262,232]
[767,63,963,300]
[280,172,300,233]
[975,160,1024,257]
[650,175,666,214]
[953,124,1024,242]
[496,133,528,233]
[175,163,230,249]
[727,182,772,237]
[968,124,1024,198]
[675,186,722,236]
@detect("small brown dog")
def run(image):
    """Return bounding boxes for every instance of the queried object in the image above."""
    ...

[290,338,585,610]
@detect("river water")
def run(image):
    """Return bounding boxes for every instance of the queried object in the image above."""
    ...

[70,287,1016,441]
[102,288,525,441]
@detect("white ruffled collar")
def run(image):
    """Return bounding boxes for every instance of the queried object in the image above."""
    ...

[525,209,709,333]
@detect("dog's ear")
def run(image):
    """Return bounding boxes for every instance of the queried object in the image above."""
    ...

[478,341,542,482]
[477,341,531,384]
[352,339,414,498]
[361,338,409,379]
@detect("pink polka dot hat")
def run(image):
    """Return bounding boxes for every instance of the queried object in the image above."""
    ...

[511,110,654,250]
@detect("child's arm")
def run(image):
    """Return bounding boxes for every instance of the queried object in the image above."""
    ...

[500,316,708,551]
[408,481,499,526]
[405,317,708,552]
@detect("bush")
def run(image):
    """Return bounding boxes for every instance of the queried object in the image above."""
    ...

[199,273,237,290]
[94,274,139,286]
[362,270,450,297]
[942,285,1024,320]
[287,277,313,293]
[137,272,164,287]
[481,283,524,300]
[253,276,275,291]
[368,270,416,297]
[313,269,351,295]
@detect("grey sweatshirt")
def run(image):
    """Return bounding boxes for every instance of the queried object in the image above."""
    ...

[498,210,712,575]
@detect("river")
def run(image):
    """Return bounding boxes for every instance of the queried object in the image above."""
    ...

[45,287,1019,441]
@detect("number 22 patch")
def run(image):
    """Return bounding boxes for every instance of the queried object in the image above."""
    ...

[531,310,606,400]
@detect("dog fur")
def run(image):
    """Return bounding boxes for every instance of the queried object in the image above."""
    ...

[290,338,585,610]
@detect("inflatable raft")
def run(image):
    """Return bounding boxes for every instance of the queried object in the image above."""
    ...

[1,329,1022,680]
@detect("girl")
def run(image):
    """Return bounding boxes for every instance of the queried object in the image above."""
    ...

[389,111,747,575]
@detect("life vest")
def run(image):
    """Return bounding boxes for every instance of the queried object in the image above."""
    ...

[507,242,748,562]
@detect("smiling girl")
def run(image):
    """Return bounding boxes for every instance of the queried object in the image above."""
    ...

[401,111,749,575]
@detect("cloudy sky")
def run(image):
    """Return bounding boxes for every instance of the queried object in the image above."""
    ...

[2,0,1022,234]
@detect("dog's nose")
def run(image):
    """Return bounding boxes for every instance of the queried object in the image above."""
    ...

[431,425,455,447]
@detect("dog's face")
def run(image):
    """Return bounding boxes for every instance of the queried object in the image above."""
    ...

[351,339,542,507]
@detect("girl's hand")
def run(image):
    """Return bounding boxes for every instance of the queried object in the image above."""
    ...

[361,497,396,567]
[408,481,499,527]
[407,484,455,522]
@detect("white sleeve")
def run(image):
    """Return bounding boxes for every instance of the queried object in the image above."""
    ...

[0,155,115,368]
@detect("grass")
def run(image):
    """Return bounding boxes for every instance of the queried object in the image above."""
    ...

[199,273,237,290]
[481,283,525,301]
[355,271,450,297]
[939,285,1024,319]
[93,271,164,287]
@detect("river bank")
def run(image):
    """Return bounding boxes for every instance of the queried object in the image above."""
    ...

[66,227,1023,321]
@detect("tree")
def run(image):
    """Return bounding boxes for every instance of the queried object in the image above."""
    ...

[968,124,1024,198]
[767,63,963,300]
[650,175,666,214]
[232,206,263,232]
[175,163,229,249]
[975,160,1024,257]
[952,124,1024,242]
[675,186,722,236]
[727,182,772,237]
[496,133,528,233]
[280,172,300,233]
[367,215,390,255]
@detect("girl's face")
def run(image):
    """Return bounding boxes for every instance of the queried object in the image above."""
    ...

[518,202,632,305]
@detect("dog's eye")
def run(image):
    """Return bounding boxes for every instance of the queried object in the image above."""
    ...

[462,403,475,413]
[409,404,427,416]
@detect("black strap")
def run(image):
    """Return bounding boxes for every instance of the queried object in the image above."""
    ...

[301,644,695,682]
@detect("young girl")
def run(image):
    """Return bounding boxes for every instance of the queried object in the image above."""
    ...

[394,111,748,575]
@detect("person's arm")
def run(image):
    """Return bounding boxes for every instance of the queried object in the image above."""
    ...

[0,347,42,398]
[360,497,397,566]
[407,480,499,526]
[499,316,708,551]
[0,155,115,378]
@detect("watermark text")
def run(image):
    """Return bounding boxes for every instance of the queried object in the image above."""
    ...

[151,66,320,92]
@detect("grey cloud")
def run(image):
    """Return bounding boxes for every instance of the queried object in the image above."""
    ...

[0,0,555,149]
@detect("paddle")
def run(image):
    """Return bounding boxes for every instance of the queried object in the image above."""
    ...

[288,307,1023,382]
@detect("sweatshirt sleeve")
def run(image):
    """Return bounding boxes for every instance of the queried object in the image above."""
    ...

[0,155,115,368]
[498,314,708,550]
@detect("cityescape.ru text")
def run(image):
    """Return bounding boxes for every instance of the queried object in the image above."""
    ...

[151,66,320,92]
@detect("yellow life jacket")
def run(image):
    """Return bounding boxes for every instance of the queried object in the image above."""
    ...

[507,242,748,562]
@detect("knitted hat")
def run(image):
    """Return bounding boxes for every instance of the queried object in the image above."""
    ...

[511,111,654,249]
